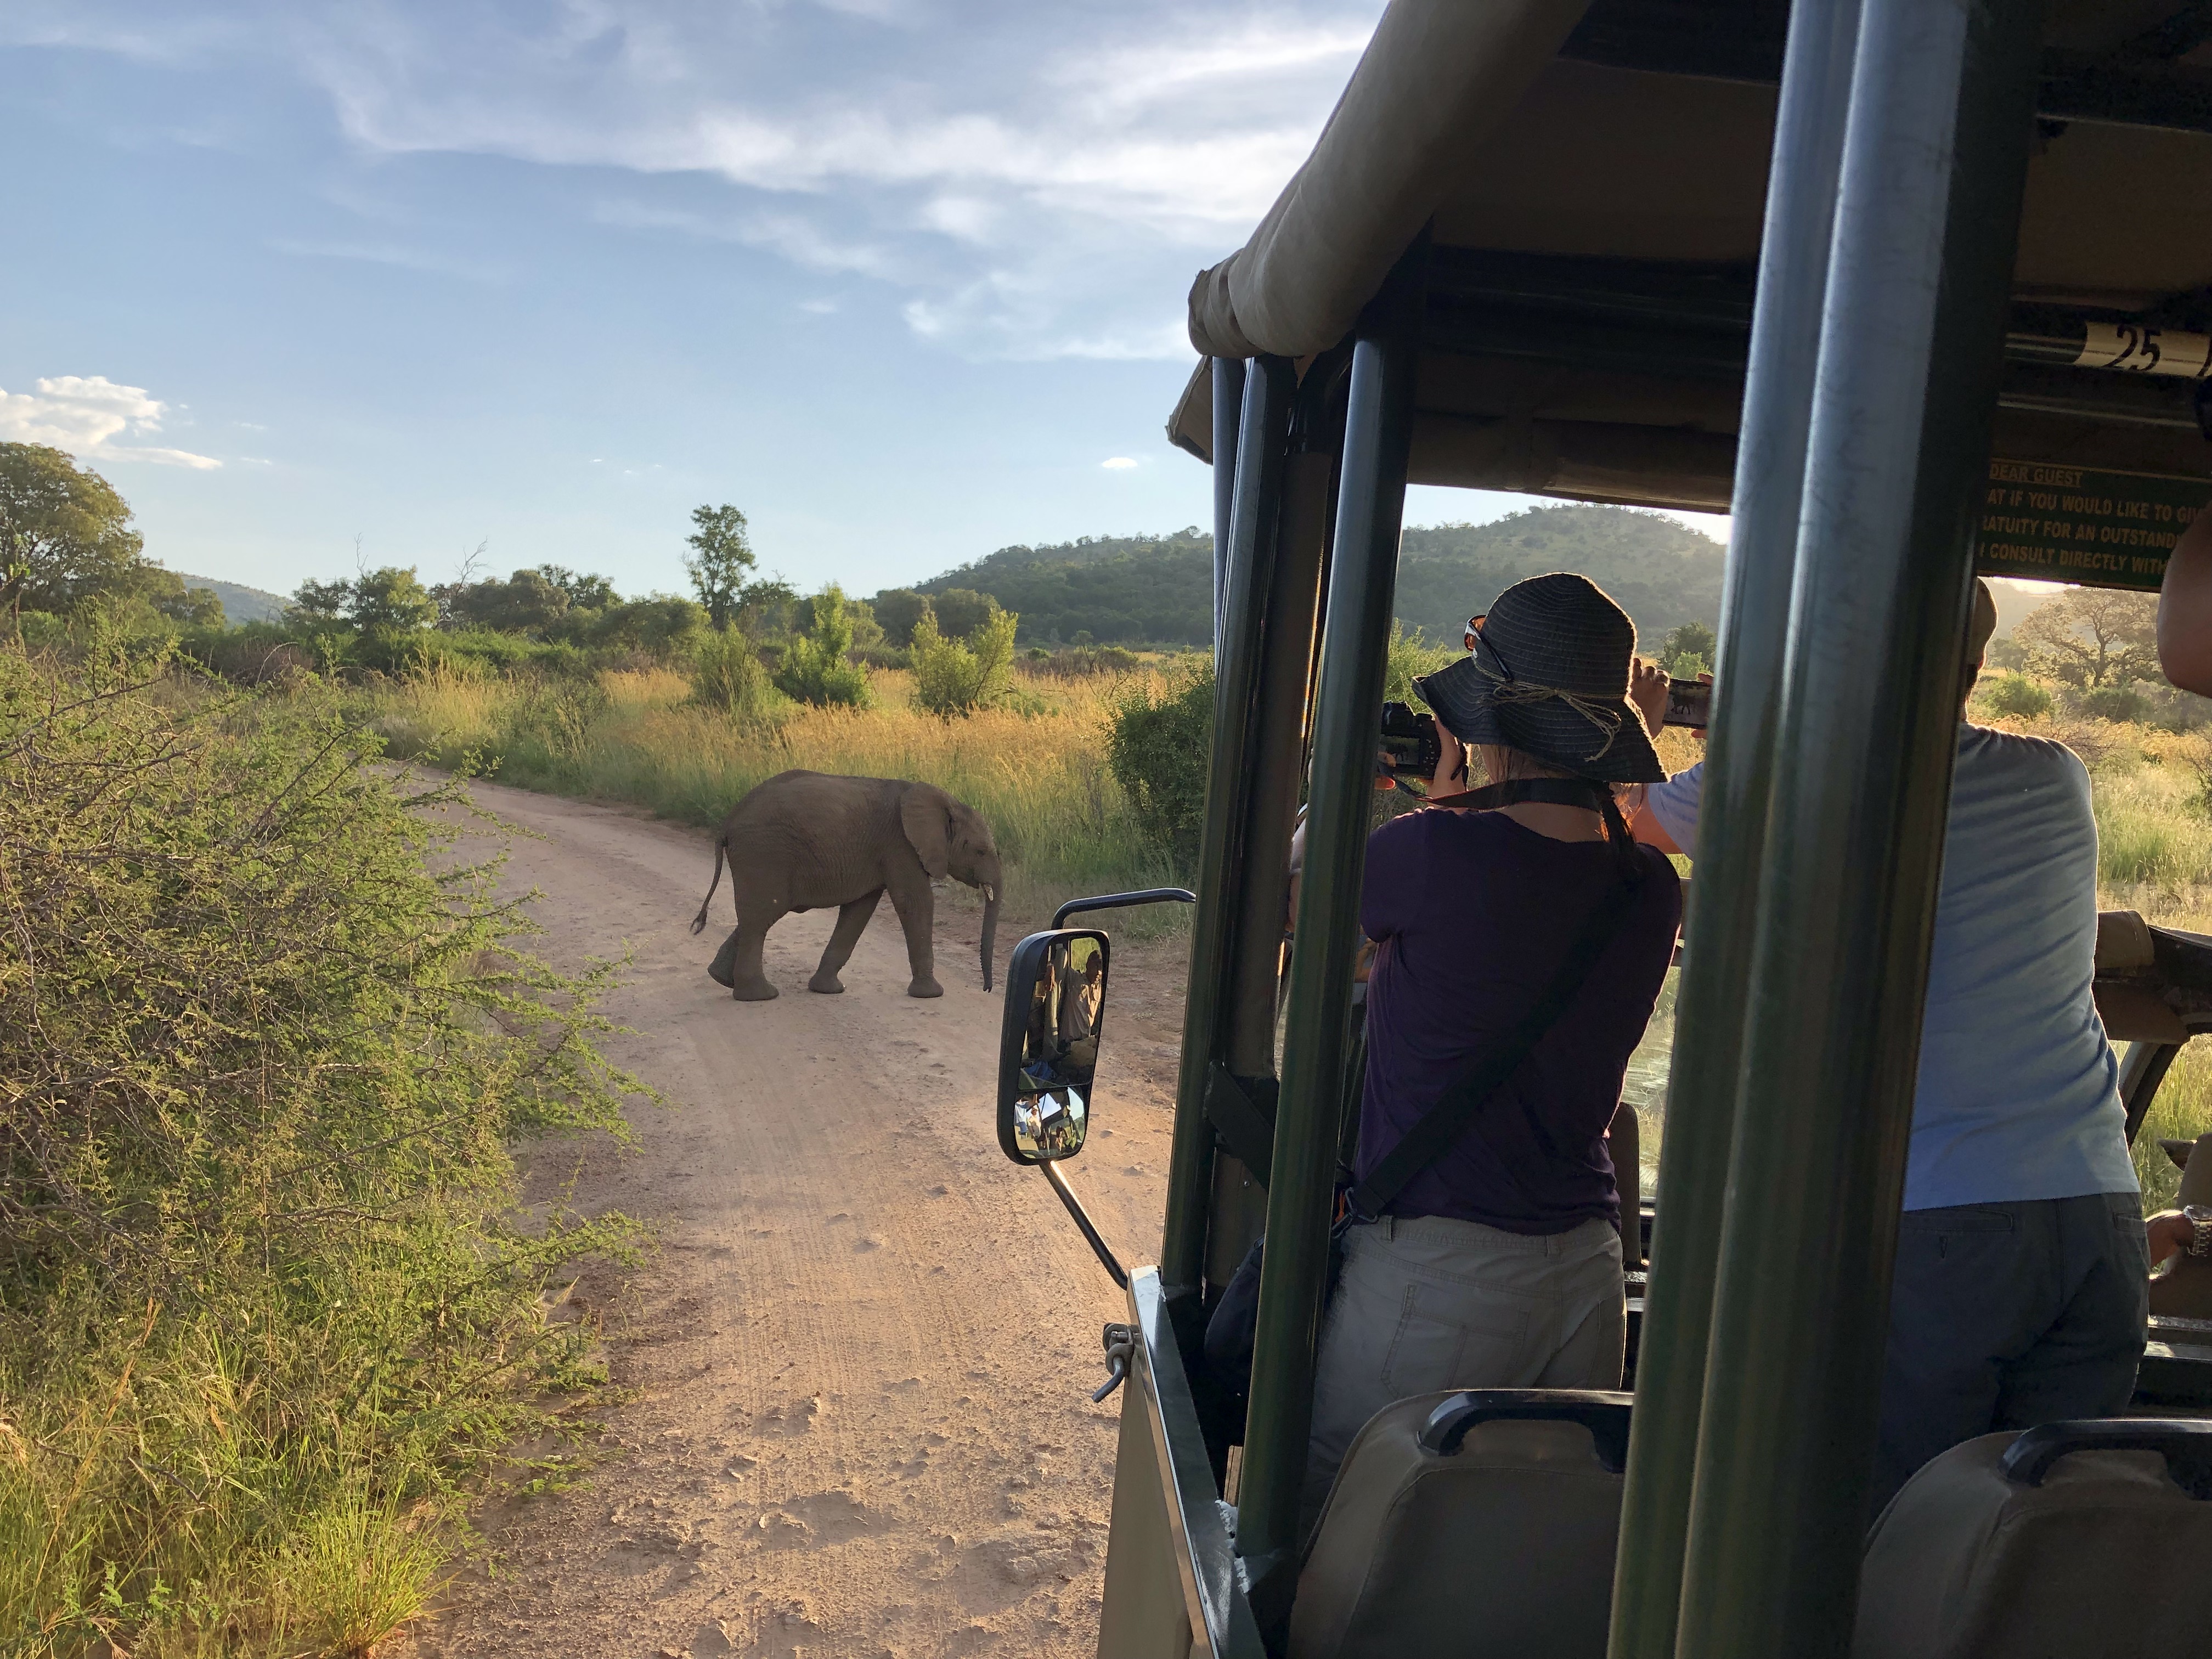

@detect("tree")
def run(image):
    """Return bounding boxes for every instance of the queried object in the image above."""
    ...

[537,565,617,611]
[1660,620,1716,678]
[930,588,996,642]
[289,578,354,625]
[144,574,224,628]
[872,589,934,648]
[685,504,758,629]
[2013,588,2159,690]
[348,568,437,636]
[731,574,798,637]
[438,568,572,635]
[0,443,148,619]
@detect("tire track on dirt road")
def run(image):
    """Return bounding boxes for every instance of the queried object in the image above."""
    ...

[397,779,1187,1659]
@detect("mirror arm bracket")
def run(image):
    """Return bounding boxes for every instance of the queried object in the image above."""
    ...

[1051,888,1198,930]
[1041,1159,1128,1289]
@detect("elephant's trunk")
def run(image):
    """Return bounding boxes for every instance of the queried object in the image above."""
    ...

[980,884,999,992]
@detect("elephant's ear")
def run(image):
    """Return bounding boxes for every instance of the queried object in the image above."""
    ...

[899,787,953,879]
[953,800,997,855]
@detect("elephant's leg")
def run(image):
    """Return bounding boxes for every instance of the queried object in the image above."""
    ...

[809,889,883,994]
[716,901,786,1001]
[886,878,941,998]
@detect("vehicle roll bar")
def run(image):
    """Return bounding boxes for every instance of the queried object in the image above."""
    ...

[1607,0,1864,1647]
[1232,240,1425,1605]
[1666,1,2051,1654]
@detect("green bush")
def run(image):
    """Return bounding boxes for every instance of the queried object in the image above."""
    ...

[1660,620,1717,679]
[912,603,1019,716]
[1023,644,1144,681]
[1977,669,2053,720]
[1107,657,1216,865]
[689,627,785,721]
[773,584,872,708]
[2077,684,2151,723]
[1384,621,1457,706]
[0,636,642,1654]
[551,595,709,659]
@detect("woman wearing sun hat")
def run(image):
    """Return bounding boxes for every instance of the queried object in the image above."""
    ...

[1300,571,1683,1527]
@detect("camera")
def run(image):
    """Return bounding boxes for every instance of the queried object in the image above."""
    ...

[1379,701,1442,777]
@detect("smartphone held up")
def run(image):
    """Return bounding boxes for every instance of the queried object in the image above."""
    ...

[1663,678,1711,731]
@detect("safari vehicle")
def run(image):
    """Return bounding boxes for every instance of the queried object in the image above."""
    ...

[990,0,2212,1654]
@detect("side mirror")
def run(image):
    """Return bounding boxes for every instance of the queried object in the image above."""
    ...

[996,928,1110,1164]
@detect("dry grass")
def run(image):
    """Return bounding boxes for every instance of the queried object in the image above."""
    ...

[358,662,1191,935]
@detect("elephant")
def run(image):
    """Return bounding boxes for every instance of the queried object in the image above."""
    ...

[690,770,1002,1001]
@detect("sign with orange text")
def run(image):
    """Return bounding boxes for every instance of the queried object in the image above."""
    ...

[1976,459,2212,591]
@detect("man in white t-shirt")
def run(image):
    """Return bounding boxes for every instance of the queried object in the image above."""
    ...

[1630,579,2148,1513]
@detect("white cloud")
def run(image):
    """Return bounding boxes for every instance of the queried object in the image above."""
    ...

[12,2,1386,360]
[0,376,222,469]
[1101,456,1139,470]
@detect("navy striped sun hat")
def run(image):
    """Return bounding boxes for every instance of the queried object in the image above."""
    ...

[1412,572,1665,785]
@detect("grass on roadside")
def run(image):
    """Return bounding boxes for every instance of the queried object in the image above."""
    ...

[358,662,1191,933]
[2,634,646,1658]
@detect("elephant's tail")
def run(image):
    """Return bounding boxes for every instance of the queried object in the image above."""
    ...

[690,836,727,935]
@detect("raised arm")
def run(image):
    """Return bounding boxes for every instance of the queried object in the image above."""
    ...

[2159,506,2212,696]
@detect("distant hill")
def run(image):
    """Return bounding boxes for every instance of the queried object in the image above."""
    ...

[909,529,1216,646]
[898,506,1725,649]
[171,572,291,625]
[1395,507,1726,648]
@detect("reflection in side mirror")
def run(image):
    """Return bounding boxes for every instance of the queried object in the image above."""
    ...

[995,928,1110,1164]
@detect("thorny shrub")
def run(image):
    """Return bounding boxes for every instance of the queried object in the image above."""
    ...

[0,633,646,1657]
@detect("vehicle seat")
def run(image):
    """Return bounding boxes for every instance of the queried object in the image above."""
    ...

[1854,1419,2212,1658]
[1289,1389,1629,1659]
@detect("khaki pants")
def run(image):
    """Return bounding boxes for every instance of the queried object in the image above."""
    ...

[1300,1213,1624,1537]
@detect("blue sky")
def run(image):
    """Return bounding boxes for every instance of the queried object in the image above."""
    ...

[2,2,1720,603]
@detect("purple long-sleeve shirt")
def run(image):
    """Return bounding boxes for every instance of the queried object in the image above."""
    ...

[1358,808,1681,1234]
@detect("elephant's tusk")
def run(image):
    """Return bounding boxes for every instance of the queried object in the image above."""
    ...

[982,885,996,902]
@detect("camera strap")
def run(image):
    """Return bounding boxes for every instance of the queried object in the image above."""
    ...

[1342,856,1647,1226]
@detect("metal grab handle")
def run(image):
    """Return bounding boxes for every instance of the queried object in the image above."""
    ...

[1093,1322,1136,1402]
[1419,1389,1635,1472]
[1052,888,1197,929]
[2001,1419,2212,1496]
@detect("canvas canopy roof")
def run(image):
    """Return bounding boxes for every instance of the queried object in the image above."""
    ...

[1166,0,2212,509]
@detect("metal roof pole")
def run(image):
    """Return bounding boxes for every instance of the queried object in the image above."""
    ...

[1606,0,1864,1651]
[1233,244,1423,1608]
[1211,357,1249,671]
[1163,356,1295,1305]
[1673,0,2044,1651]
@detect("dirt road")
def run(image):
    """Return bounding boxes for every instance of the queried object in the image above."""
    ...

[397,778,1188,1659]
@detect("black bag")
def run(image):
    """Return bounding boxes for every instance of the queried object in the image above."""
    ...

[1203,838,1645,1398]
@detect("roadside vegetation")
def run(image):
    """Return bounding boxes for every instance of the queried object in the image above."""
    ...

[0,620,646,1656]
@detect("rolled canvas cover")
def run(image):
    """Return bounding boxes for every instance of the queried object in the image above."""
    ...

[1171,0,2212,511]
[1184,0,1595,361]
